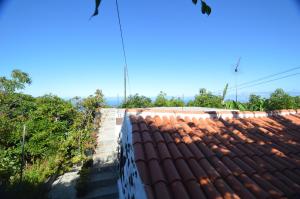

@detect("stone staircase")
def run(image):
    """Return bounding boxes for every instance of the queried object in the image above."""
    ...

[80,108,119,199]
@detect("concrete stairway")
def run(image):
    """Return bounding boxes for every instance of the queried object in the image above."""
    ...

[80,108,119,199]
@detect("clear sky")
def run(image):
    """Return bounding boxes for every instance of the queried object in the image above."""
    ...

[0,0,300,99]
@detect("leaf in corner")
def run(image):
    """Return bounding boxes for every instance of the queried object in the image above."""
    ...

[192,0,198,5]
[205,4,212,15]
[91,0,102,18]
[201,1,212,16]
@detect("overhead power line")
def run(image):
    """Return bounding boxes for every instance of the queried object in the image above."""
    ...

[227,72,300,93]
[115,0,129,103]
[227,66,300,91]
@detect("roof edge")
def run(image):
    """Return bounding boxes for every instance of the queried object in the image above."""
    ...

[126,108,300,119]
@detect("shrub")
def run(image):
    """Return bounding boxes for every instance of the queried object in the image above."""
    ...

[121,94,152,108]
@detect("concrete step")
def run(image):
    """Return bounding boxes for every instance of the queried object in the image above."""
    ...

[87,172,118,191]
[80,184,118,199]
[90,164,118,175]
[97,141,118,147]
[95,148,118,155]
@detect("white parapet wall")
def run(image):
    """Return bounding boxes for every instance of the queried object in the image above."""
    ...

[118,112,147,199]
[126,108,300,120]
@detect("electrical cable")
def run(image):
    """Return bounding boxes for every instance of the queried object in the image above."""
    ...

[115,0,130,99]
[226,72,300,94]
[227,66,300,91]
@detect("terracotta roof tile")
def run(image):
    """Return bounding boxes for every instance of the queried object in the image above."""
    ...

[214,178,239,199]
[153,182,172,199]
[222,156,244,176]
[170,181,190,199]
[131,113,300,199]
[157,142,172,160]
[187,142,205,160]
[134,143,145,161]
[187,158,207,180]
[168,142,184,160]
[175,159,196,182]
[252,174,284,198]
[177,143,194,160]
[136,160,151,185]
[133,132,142,145]
[132,123,140,133]
[237,173,270,199]
[149,159,167,184]
[142,131,153,143]
[199,158,221,182]
[144,185,155,199]
[162,159,181,183]
[185,180,206,199]
[161,133,173,144]
[153,131,165,143]
[145,142,159,161]
[226,175,256,199]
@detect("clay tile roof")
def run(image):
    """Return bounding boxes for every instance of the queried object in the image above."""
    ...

[131,112,300,199]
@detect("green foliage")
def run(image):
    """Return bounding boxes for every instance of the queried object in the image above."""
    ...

[188,88,223,108]
[168,97,185,107]
[0,71,104,198]
[222,83,228,102]
[266,88,296,110]
[154,91,168,107]
[122,94,152,108]
[223,100,247,111]
[247,94,266,111]
[294,96,300,108]
[0,70,31,93]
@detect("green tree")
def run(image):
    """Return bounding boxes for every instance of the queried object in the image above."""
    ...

[168,97,185,107]
[294,96,300,109]
[0,71,102,198]
[0,70,31,93]
[154,91,168,107]
[266,88,296,110]
[188,88,223,108]
[121,94,152,108]
[247,94,266,111]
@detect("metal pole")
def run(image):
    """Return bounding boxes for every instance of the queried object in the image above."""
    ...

[235,73,238,103]
[124,66,127,104]
[20,125,26,182]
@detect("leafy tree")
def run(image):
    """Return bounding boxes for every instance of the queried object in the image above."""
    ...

[0,70,31,93]
[154,91,168,107]
[168,97,185,107]
[247,94,266,111]
[121,94,152,108]
[266,88,296,110]
[188,88,223,108]
[81,89,105,117]
[0,71,103,198]
[294,96,300,108]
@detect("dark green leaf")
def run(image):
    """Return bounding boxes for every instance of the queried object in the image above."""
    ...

[192,0,198,5]
[206,5,212,15]
[201,1,212,16]
[91,0,101,18]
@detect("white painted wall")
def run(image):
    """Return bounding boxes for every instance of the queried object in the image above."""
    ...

[118,112,147,199]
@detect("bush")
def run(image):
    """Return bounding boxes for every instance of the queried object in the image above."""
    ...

[121,94,152,108]
[188,88,223,108]
[266,88,296,110]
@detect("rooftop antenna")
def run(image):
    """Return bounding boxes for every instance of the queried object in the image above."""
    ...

[234,57,241,103]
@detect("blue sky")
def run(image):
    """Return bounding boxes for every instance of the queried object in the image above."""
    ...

[0,0,300,99]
